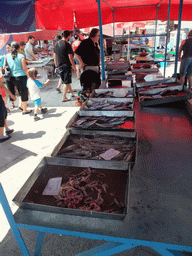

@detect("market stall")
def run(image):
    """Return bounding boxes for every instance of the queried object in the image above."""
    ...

[1,0,192,255]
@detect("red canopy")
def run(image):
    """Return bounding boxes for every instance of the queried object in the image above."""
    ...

[35,0,192,30]
[12,30,58,42]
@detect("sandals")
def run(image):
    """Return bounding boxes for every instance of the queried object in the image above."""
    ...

[62,97,71,102]
[56,88,61,93]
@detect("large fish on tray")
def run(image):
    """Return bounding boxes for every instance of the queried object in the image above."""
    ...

[92,90,131,98]
[57,134,136,162]
[72,116,132,129]
[139,89,187,102]
[83,99,132,111]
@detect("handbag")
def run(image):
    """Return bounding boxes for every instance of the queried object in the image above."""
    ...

[2,56,11,81]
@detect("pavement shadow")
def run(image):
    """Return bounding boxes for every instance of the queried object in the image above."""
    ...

[41,109,67,119]
[10,131,46,142]
[7,120,15,126]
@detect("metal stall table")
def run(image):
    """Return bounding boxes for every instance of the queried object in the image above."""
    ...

[27,57,54,83]
[1,99,192,255]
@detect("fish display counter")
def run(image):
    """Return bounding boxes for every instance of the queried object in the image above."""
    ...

[13,157,131,220]
[51,129,137,170]
[66,110,135,131]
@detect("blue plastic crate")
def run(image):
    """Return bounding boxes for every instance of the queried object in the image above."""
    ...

[159,61,167,67]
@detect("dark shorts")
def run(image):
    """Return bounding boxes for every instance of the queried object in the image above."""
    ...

[58,64,72,84]
[0,95,7,127]
[6,76,28,102]
[180,57,192,76]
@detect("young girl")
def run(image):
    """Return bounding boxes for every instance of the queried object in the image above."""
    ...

[27,68,50,121]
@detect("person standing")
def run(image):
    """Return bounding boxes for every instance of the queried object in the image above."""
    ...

[25,35,39,61]
[74,28,100,71]
[179,30,192,90]
[0,75,16,142]
[27,68,50,121]
[5,41,32,114]
[53,30,77,102]
[72,34,82,79]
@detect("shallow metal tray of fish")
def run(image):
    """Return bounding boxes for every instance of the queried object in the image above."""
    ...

[107,74,133,80]
[139,86,191,107]
[136,78,183,98]
[105,61,130,71]
[90,88,134,98]
[51,129,137,170]
[66,110,135,132]
[107,69,128,75]
[131,65,159,73]
[80,98,134,111]
[136,77,180,89]
[13,157,131,220]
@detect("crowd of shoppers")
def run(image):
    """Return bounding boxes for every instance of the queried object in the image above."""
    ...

[0,28,103,142]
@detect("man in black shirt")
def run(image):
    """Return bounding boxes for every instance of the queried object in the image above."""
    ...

[75,28,100,70]
[54,30,76,102]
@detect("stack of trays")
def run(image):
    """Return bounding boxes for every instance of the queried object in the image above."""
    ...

[138,78,191,107]
[106,60,132,80]
[13,157,131,220]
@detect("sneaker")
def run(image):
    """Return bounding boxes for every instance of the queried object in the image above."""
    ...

[41,108,48,114]
[62,97,71,102]
[22,110,32,115]
[34,116,41,121]
[6,129,14,135]
[56,88,61,93]
[0,135,11,143]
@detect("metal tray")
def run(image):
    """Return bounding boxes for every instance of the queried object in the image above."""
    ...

[51,129,137,170]
[66,110,135,131]
[131,64,159,73]
[90,88,134,98]
[107,74,132,80]
[107,69,128,75]
[13,157,131,220]
[185,98,192,118]
[105,61,130,71]
[136,79,183,98]
[136,77,179,89]
[139,86,191,107]
[80,98,134,111]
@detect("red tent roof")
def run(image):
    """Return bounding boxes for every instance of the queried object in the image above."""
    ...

[35,0,192,30]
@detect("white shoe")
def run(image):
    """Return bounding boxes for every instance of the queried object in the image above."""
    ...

[62,97,71,102]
